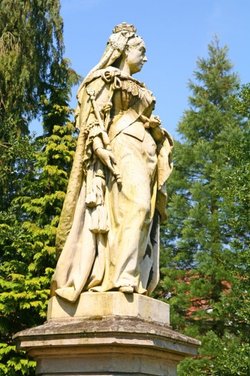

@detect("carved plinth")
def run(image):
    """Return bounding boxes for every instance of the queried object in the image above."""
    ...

[14,293,200,376]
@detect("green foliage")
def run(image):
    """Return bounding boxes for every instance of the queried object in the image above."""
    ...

[0,135,35,211]
[0,3,80,375]
[179,332,250,376]
[0,0,64,135]
[0,1,80,213]
[0,120,76,375]
[0,55,78,375]
[0,342,36,376]
[0,0,62,214]
[159,39,250,374]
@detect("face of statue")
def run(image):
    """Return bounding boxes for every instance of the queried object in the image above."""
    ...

[126,40,147,74]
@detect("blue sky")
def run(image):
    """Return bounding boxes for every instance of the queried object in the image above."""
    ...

[32,0,250,138]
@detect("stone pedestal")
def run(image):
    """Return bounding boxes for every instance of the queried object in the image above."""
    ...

[14,292,200,376]
[47,292,170,325]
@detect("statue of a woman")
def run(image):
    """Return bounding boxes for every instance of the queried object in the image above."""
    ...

[51,23,173,302]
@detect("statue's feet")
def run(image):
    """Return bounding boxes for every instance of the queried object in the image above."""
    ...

[119,286,134,293]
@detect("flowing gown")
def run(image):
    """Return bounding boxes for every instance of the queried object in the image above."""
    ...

[51,67,173,302]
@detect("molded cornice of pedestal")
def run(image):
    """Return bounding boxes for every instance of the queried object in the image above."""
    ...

[14,315,200,359]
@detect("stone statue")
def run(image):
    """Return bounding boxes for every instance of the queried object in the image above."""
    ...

[51,23,173,302]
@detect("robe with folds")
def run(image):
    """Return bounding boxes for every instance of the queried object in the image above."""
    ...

[51,67,173,302]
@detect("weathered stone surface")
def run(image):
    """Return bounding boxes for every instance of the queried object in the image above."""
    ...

[52,22,174,303]
[14,314,200,375]
[47,292,170,325]
[15,316,199,350]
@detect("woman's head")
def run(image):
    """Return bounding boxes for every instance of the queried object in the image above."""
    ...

[80,23,146,86]
[108,23,147,74]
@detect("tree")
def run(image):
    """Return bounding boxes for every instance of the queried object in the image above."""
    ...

[0,0,64,211]
[0,82,78,375]
[158,40,250,375]
[0,2,81,373]
[0,0,64,135]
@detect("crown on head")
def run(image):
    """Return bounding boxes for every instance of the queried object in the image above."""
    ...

[112,22,137,34]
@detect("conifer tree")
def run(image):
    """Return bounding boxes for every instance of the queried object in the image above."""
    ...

[0,3,81,374]
[0,59,79,375]
[159,40,250,375]
[0,0,64,211]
